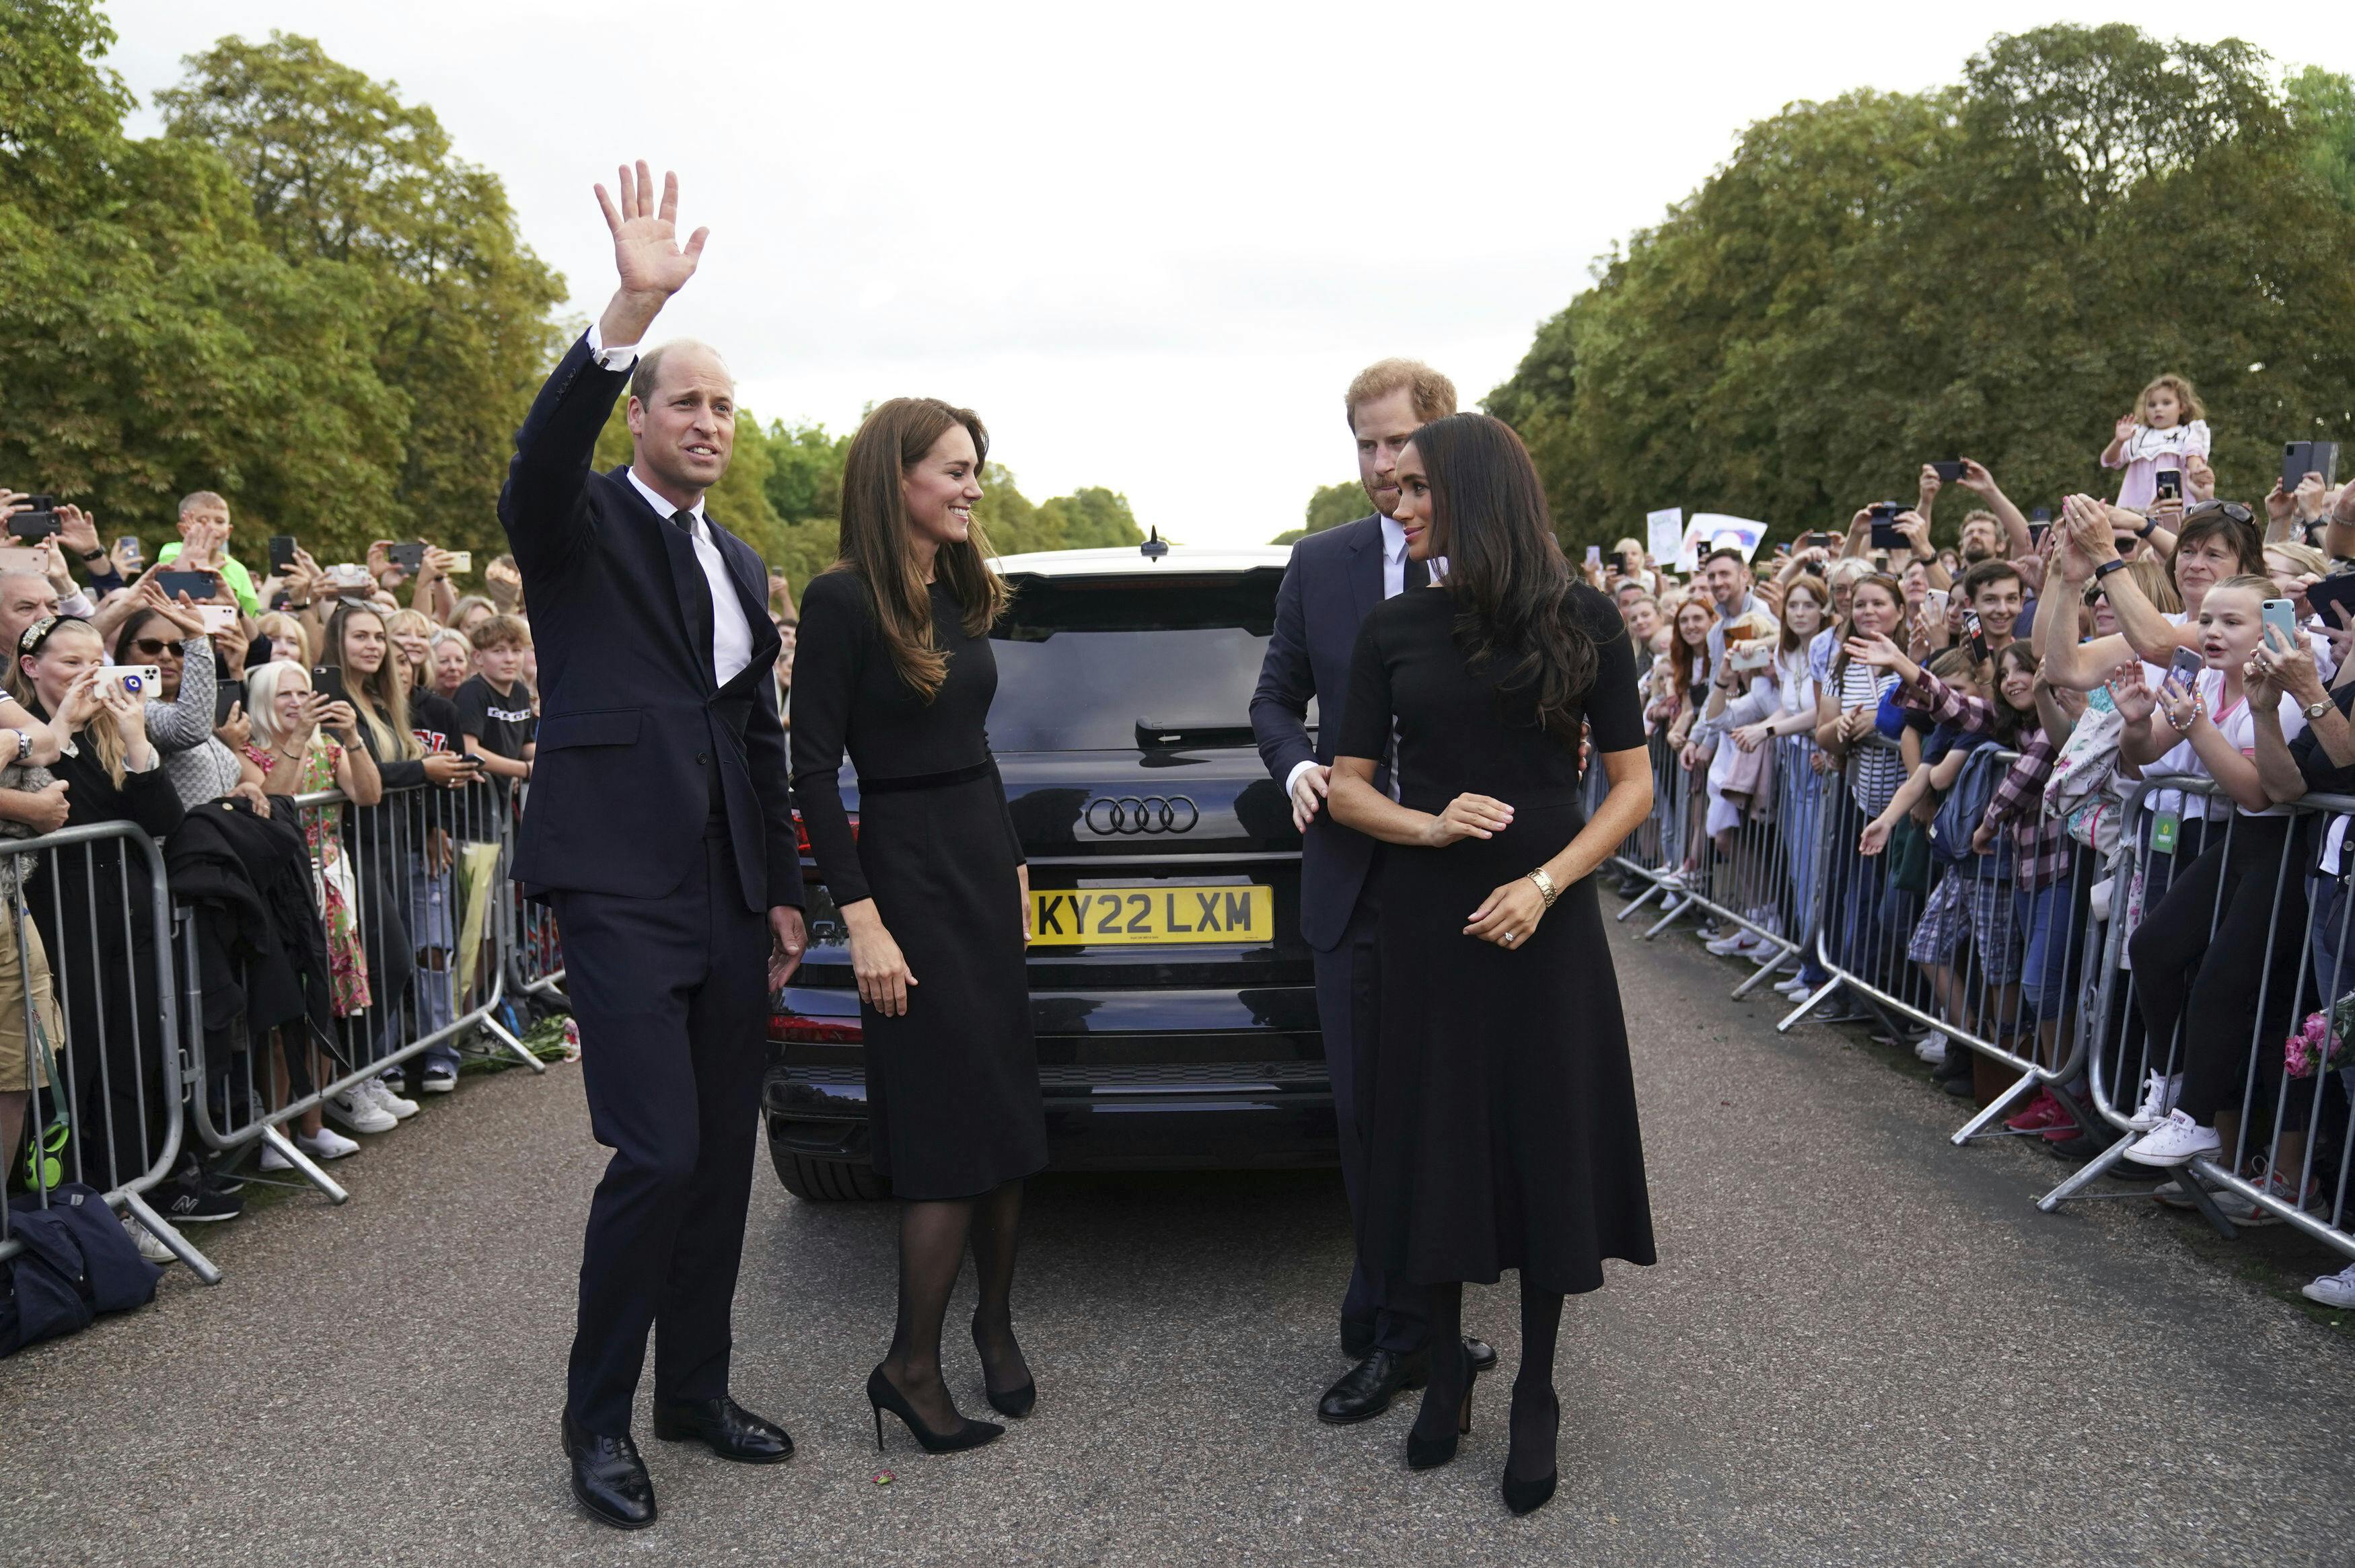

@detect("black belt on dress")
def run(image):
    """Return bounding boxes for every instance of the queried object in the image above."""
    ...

[857,758,994,795]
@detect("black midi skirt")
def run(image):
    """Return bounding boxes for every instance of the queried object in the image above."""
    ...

[857,773,1048,1199]
[1361,794,1657,1294]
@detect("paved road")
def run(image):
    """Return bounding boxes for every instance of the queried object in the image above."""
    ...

[5,911,2353,1567]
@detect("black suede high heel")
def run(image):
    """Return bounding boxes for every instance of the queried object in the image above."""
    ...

[1500,1385,1560,1516]
[970,1318,1037,1418]
[867,1364,1004,1454]
[1404,1349,1483,1472]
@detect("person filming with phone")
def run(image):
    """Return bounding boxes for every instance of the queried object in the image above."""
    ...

[154,491,262,618]
[8,617,185,1199]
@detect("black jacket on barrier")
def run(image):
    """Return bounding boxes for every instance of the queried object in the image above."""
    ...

[495,330,803,915]
[165,796,338,1079]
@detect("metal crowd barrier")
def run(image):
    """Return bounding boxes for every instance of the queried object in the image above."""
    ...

[1604,726,1813,999]
[0,822,211,1281]
[1776,737,2109,1146]
[2038,777,2355,1261]
[181,777,545,1206]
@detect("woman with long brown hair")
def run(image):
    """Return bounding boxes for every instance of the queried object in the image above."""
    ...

[1326,413,1655,1517]
[789,398,1044,1456]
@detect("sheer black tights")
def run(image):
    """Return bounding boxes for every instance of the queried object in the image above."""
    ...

[1408,1279,1566,1483]
[878,1179,1027,1427]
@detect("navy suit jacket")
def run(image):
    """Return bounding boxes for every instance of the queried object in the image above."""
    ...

[495,331,803,915]
[1249,514,1393,952]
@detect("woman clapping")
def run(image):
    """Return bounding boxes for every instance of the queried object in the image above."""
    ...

[1327,414,1656,1517]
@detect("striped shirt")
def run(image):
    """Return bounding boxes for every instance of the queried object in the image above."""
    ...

[1901,669,2072,891]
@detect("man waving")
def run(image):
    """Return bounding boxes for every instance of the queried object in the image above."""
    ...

[499,163,804,1531]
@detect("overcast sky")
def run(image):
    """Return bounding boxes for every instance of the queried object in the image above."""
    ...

[106,1,2351,548]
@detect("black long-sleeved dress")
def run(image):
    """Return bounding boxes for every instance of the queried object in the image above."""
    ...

[789,570,1045,1200]
[1335,582,1656,1294]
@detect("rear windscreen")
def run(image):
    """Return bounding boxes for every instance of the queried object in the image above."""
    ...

[988,569,1306,751]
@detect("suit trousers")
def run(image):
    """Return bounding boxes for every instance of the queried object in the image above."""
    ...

[554,835,769,1436]
[1313,870,1426,1355]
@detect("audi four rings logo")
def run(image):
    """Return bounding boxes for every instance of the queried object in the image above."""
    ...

[1084,795,1200,834]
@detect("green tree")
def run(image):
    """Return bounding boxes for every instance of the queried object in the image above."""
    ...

[1271,480,1369,544]
[1489,25,2355,556]
[2288,65,2355,209]
[0,1,412,554]
[157,31,566,562]
[1036,486,1144,548]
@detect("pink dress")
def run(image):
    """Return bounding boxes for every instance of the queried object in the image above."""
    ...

[2103,419,2210,512]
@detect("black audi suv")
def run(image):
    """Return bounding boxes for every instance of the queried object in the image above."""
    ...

[764,543,1329,1199]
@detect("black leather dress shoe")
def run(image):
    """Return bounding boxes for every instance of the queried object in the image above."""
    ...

[651,1395,795,1464]
[1464,1335,1498,1374]
[1317,1347,1428,1425]
[563,1413,657,1530]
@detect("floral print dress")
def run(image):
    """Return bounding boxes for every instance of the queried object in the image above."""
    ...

[249,737,371,1016]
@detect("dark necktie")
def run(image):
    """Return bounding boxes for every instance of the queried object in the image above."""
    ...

[665,509,717,665]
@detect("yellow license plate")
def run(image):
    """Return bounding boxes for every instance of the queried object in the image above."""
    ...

[1029,885,1272,946]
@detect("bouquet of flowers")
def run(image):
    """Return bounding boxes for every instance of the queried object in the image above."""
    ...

[2285,997,2355,1078]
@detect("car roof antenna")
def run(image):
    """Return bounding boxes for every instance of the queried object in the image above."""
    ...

[1140,526,1169,560]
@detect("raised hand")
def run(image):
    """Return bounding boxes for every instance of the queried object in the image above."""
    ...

[1842,630,1907,671]
[597,161,709,304]
[1958,458,1997,496]
[2113,412,2137,444]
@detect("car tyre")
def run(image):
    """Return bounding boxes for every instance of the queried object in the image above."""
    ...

[768,1139,892,1202]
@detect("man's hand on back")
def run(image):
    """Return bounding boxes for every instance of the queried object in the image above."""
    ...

[1290,763,1330,833]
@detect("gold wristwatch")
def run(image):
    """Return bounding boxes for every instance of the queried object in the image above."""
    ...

[2305,695,2335,721]
[1526,867,1560,909]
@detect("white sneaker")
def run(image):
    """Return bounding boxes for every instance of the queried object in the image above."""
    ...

[323,1086,397,1135]
[1914,1030,1950,1066]
[263,1125,363,1170]
[365,1076,419,1120]
[124,1214,173,1265]
[2124,1109,2221,1168]
[1774,975,1811,996]
[2126,1071,2183,1132]
[2213,1173,2320,1227]
[1705,928,1752,955]
[2303,1262,2355,1308]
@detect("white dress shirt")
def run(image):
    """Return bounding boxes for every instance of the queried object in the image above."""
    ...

[585,323,756,688]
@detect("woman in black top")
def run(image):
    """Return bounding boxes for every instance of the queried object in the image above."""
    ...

[11,615,186,1192]
[1328,415,1657,1517]
[791,398,1044,1454]
[322,603,479,1078]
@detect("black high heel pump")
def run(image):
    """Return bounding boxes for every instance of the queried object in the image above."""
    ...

[1500,1386,1560,1516]
[867,1364,1003,1455]
[970,1319,1037,1419]
[1405,1352,1484,1472]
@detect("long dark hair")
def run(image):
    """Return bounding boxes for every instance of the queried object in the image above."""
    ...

[831,397,1009,702]
[322,600,419,761]
[1415,413,1601,742]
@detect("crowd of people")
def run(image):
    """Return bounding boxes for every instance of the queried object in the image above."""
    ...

[1599,372,2355,1308]
[0,484,801,1265]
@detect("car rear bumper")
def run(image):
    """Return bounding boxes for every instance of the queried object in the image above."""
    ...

[765,981,1338,1173]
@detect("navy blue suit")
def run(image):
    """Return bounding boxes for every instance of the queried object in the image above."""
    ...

[499,331,804,1435]
[1249,515,1425,1355]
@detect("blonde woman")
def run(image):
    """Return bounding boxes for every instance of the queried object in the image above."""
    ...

[245,658,384,1162]
[256,610,312,670]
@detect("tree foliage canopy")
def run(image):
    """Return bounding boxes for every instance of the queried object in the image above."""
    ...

[1271,480,1370,545]
[0,6,566,564]
[1488,26,2355,554]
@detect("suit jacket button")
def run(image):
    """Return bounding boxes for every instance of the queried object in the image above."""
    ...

[697,753,708,763]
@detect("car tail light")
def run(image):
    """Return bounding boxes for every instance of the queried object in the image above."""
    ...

[769,1008,862,1045]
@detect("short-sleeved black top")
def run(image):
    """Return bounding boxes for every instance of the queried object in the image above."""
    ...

[1334,581,1643,810]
